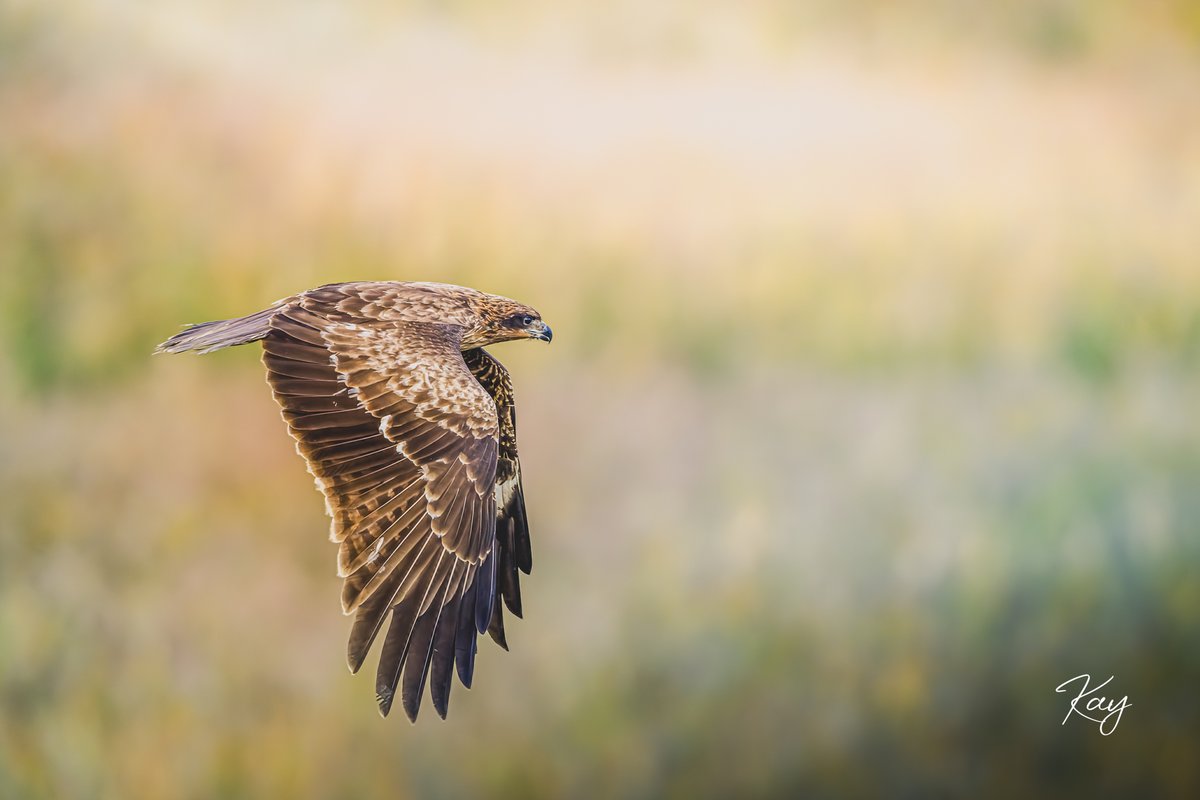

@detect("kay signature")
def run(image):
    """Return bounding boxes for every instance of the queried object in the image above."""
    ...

[1055,674,1130,735]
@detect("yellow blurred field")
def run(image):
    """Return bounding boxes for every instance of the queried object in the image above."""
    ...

[2,2,1199,797]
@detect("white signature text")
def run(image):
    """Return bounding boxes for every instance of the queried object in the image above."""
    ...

[1055,674,1130,735]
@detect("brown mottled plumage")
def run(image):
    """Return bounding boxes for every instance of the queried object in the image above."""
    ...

[156,281,550,721]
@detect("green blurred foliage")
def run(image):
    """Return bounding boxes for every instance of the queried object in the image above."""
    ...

[2,1,1199,798]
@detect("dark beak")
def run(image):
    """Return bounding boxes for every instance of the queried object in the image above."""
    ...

[530,320,553,343]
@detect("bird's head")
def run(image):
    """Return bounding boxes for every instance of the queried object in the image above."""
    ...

[463,295,552,348]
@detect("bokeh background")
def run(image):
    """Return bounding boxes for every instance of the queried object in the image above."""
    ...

[3,1,1199,797]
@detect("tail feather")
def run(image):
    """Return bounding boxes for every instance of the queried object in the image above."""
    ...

[155,303,285,354]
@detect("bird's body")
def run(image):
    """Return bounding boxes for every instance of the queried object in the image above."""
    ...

[157,281,551,721]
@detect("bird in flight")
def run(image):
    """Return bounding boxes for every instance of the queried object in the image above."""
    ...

[157,281,551,721]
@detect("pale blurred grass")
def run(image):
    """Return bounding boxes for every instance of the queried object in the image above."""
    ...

[2,1,1200,798]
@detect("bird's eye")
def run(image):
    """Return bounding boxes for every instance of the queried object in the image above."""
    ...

[521,315,534,326]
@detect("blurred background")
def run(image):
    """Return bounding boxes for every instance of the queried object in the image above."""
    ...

[2,0,1199,797]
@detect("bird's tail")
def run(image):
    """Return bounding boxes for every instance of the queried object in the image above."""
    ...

[155,303,284,354]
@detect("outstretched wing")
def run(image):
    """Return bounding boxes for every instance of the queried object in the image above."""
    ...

[463,348,533,652]
[261,286,500,721]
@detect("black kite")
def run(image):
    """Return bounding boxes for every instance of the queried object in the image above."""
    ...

[157,281,551,721]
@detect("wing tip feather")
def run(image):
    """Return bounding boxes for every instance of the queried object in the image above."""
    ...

[376,689,395,717]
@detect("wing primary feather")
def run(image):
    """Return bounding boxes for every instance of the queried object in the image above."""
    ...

[373,547,444,716]
[343,516,436,613]
[346,524,440,670]
[498,518,523,617]
[474,548,496,634]
[454,566,479,688]
[429,567,467,718]
[374,592,420,717]
[338,490,425,577]
[347,566,408,674]
[487,596,509,651]
[400,559,457,722]
[512,484,532,574]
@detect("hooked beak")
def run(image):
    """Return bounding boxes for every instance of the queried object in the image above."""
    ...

[529,320,553,343]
